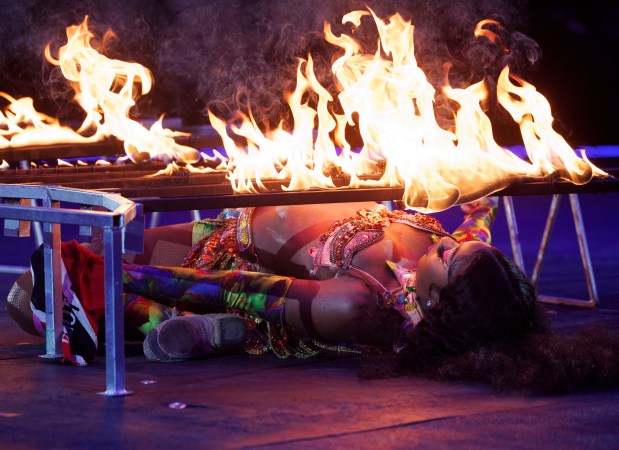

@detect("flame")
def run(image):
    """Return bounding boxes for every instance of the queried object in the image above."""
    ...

[0,13,606,211]
[1,16,200,165]
[474,19,509,53]
[0,92,101,148]
[45,16,200,164]
[210,9,604,211]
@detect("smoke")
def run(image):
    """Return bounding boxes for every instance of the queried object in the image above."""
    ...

[0,0,537,133]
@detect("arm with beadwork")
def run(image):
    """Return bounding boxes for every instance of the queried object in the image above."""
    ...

[450,196,498,244]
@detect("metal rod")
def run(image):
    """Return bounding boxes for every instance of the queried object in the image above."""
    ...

[502,196,525,271]
[99,225,132,396]
[0,204,122,227]
[40,199,63,359]
[532,195,561,285]
[149,211,160,228]
[0,264,30,274]
[569,194,599,305]
[538,294,597,308]
[31,199,44,247]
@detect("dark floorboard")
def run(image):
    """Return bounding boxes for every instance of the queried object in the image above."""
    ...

[1,193,618,449]
[1,306,619,449]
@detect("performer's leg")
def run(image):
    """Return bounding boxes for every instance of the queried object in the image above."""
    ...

[451,197,498,244]
[122,265,294,361]
[123,294,181,339]
[122,264,292,324]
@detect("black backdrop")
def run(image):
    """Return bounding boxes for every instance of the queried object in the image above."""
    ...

[0,0,617,146]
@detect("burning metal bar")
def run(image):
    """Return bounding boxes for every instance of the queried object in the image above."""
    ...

[2,128,618,211]
[1,162,618,212]
[0,139,123,163]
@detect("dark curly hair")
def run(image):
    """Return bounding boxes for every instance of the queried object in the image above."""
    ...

[423,246,547,353]
[360,247,619,394]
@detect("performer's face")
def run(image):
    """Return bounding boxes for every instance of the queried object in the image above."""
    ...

[415,237,489,316]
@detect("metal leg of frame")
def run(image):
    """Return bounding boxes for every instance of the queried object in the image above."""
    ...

[149,210,201,229]
[570,194,599,305]
[531,194,562,284]
[40,201,63,359]
[99,225,133,396]
[149,211,161,229]
[502,196,526,271]
[532,194,598,308]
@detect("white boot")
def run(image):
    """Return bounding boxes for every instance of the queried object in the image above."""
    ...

[143,314,247,362]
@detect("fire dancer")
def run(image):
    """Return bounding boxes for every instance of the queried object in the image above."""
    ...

[16,198,619,392]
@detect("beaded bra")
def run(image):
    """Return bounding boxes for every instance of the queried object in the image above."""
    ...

[308,204,450,347]
[309,204,448,277]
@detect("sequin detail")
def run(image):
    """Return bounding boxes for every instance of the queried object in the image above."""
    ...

[183,208,260,273]
[382,261,420,318]
[310,204,449,276]
[236,207,255,253]
[182,208,327,359]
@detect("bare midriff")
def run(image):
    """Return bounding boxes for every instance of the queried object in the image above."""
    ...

[251,203,435,292]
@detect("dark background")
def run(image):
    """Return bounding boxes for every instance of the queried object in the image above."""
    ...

[526,1,619,147]
[0,0,617,146]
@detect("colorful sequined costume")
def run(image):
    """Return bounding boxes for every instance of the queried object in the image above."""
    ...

[307,204,451,344]
[182,208,325,358]
[176,199,497,356]
[39,200,497,365]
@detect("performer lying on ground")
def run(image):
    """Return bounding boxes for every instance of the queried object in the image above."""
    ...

[21,198,619,393]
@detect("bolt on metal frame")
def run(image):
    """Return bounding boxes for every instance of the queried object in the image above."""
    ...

[0,184,144,396]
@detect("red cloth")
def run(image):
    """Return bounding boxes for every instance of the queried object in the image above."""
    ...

[60,240,106,331]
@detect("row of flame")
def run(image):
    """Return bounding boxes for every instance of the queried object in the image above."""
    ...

[0,9,605,211]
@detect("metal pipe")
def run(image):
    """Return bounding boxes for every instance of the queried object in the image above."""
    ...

[99,225,132,396]
[149,211,160,228]
[502,196,525,271]
[532,195,561,284]
[569,194,599,305]
[0,264,30,274]
[40,198,63,359]
[538,294,597,308]
[31,199,44,247]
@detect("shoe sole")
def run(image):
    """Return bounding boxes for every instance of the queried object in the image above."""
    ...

[210,314,247,347]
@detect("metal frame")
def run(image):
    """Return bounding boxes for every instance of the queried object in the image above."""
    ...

[0,184,144,396]
[503,194,598,308]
